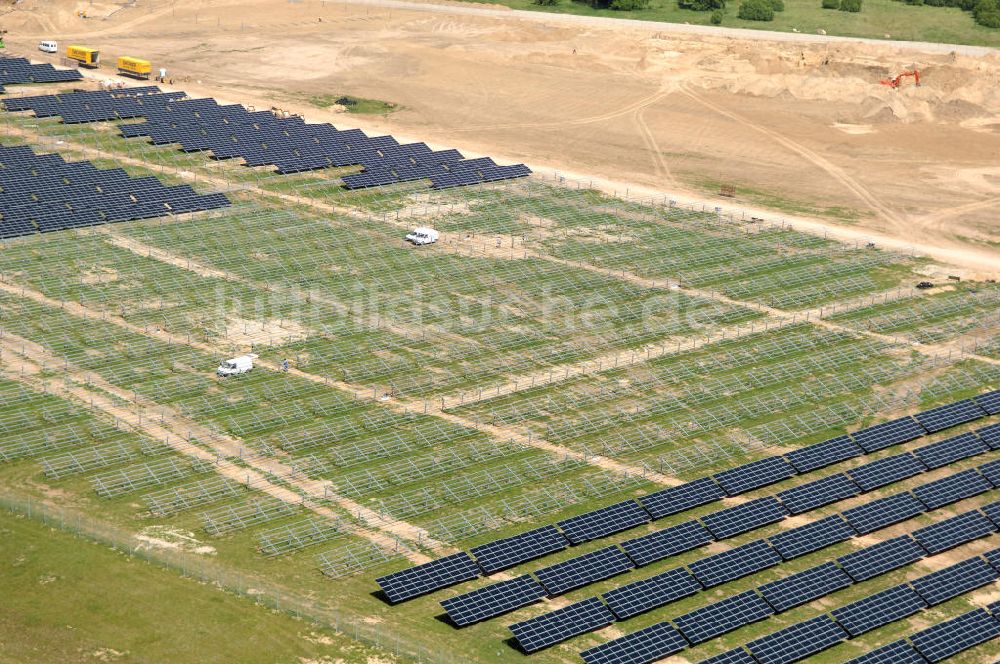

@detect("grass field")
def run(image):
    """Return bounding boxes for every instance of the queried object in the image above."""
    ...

[458,0,1000,47]
[0,82,998,664]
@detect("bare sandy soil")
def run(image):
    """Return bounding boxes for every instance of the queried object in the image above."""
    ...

[4,0,999,273]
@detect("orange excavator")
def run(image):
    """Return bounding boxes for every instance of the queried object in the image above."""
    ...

[880,69,920,89]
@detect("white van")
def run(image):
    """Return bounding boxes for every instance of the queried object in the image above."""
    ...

[217,353,258,377]
[38,41,58,54]
[405,227,439,246]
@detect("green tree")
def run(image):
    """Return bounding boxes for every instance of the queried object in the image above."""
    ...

[679,0,726,10]
[973,0,1000,24]
[711,7,725,20]
[533,0,561,5]
[822,0,839,9]
[839,0,862,11]
[738,0,775,19]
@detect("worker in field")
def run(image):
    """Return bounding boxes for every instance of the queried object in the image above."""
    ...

[281,359,290,372]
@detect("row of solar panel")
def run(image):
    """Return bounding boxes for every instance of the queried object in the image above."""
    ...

[0,55,82,88]
[3,86,532,189]
[374,392,998,605]
[578,513,1000,664]
[509,461,1000,654]
[0,143,230,239]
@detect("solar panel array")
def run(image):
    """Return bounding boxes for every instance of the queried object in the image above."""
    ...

[975,389,1000,415]
[831,583,928,636]
[700,497,788,539]
[847,452,927,491]
[785,434,862,472]
[914,398,987,433]
[3,87,531,189]
[0,144,230,239]
[556,499,650,544]
[912,508,998,554]
[745,615,847,664]
[846,639,927,664]
[776,472,859,514]
[914,431,989,468]
[841,492,926,534]
[619,520,712,566]
[713,456,796,496]
[533,545,633,596]
[689,539,782,588]
[909,607,1000,662]
[440,574,545,626]
[508,597,614,653]
[375,552,480,603]
[836,535,926,582]
[0,55,81,92]
[768,514,855,560]
[674,589,774,644]
[850,416,925,452]
[911,468,992,510]
[910,556,999,606]
[603,567,702,620]
[757,561,852,612]
[637,477,723,518]
[978,422,1000,448]
[580,622,688,664]
[469,525,568,574]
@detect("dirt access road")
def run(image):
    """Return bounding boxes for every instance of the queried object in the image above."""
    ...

[6,0,1000,274]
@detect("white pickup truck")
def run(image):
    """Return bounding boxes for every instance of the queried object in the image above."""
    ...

[405,227,439,246]
[217,353,258,377]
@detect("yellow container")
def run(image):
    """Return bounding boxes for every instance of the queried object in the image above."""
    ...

[117,56,151,79]
[66,45,99,67]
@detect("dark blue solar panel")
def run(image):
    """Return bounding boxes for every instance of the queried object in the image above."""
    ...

[699,648,757,664]
[974,389,1000,415]
[777,473,860,514]
[509,597,614,653]
[911,556,999,606]
[912,468,992,510]
[638,477,724,518]
[831,583,927,636]
[982,500,1000,529]
[846,453,927,492]
[689,539,781,588]
[534,545,633,596]
[580,622,688,664]
[745,615,847,664]
[912,509,997,555]
[758,561,852,612]
[986,546,1000,572]
[768,514,856,560]
[674,590,774,644]
[844,639,927,664]
[700,497,788,539]
[713,456,796,496]
[910,608,1000,663]
[914,399,987,433]
[851,416,924,452]
[375,552,480,603]
[785,435,862,473]
[836,536,926,582]
[603,567,702,620]
[470,525,568,574]
[620,520,713,567]
[976,422,1000,449]
[557,500,650,544]
[440,574,546,626]
[979,459,1000,487]
[842,492,926,535]
[913,432,989,469]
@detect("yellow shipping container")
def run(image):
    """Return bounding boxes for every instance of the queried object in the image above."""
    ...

[117,56,152,79]
[66,45,99,67]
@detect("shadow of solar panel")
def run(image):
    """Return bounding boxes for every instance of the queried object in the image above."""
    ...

[758,561,852,612]
[713,456,796,496]
[746,615,847,664]
[534,545,633,596]
[910,608,1000,663]
[638,477,724,519]
[914,399,987,433]
[700,497,788,540]
[699,648,757,664]
[911,556,999,606]
[689,539,781,588]
[768,514,855,560]
[975,389,1000,415]
[580,622,688,664]
[470,525,568,574]
[557,500,650,544]
[851,416,924,452]
[914,432,989,469]
[440,574,545,626]
[979,459,1000,488]
[842,492,925,535]
[912,468,992,510]
[836,535,926,582]
[913,509,997,554]
[375,552,480,604]
[846,453,927,492]
[620,520,713,567]
[777,473,860,514]
[785,435,862,473]
[674,590,774,644]
[509,597,614,653]
[603,567,702,620]
[844,639,927,664]
[831,584,927,637]
[977,422,1000,450]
